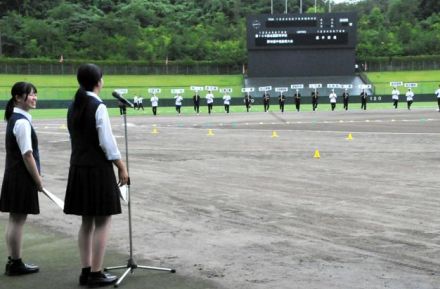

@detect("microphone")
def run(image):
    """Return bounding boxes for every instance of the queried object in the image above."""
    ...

[112,91,134,108]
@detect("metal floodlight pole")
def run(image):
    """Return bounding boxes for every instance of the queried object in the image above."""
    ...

[271,0,274,14]
[329,0,332,12]
[300,0,303,13]
[285,0,288,14]
[314,0,317,13]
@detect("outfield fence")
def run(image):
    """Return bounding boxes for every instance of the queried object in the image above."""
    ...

[364,60,440,72]
[1,57,439,74]
[0,63,243,75]
[3,61,439,75]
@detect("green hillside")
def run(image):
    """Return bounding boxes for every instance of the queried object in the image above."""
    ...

[0,0,439,62]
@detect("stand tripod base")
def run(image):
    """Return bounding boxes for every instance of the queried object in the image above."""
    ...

[105,258,176,287]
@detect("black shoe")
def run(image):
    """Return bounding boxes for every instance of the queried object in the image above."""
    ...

[4,257,11,274]
[5,257,39,276]
[79,267,91,286]
[87,271,117,288]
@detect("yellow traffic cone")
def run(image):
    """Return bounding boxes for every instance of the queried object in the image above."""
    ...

[151,127,159,134]
[346,133,353,140]
[271,130,279,138]
[207,129,215,136]
[313,149,321,159]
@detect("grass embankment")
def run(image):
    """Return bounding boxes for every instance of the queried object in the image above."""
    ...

[0,72,438,119]
[367,70,439,95]
[0,74,244,100]
[0,102,435,119]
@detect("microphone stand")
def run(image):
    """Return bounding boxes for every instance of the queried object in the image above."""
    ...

[105,101,175,288]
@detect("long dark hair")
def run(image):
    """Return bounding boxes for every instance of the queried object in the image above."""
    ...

[5,82,37,121]
[71,64,103,128]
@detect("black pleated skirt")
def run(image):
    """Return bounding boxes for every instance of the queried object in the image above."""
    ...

[64,164,121,216]
[0,165,40,214]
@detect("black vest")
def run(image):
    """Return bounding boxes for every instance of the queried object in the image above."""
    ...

[5,113,40,173]
[67,97,110,167]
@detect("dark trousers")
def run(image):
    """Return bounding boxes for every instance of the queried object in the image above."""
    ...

[279,102,285,113]
[343,99,348,110]
[138,104,144,110]
[331,103,336,111]
[264,102,269,112]
[224,104,229,113]
[245,103,250,112]
[152,106,157,116]
[208,103,213,114]
[176,105,181,114]
[194,103,199,113]
[407,101,413,110]
[393,99,398,108]
[295,100,300,111]
[119,106,126,115]
[437,98,440,110]
[361,99,367,110]
[312,100,318,111]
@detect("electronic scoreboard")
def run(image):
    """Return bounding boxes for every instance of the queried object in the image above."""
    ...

[247,12,357,77]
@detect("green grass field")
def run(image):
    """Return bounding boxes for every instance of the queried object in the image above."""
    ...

[0,74,244,101]
[367,70,439,95]
[0,71,438,105]
[0,101,436,119]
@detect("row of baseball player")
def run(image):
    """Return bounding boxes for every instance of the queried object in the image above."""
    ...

[130,89,366,114]
[124,85,440,115]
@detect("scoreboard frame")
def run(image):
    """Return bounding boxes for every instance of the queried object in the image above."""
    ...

[247,12,357,78]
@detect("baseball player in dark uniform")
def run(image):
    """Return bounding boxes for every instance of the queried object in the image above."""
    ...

[342,89,349,111]
[278,93,286,113]
[244,93,253,112]
[294,90,301,112]
[262,91,270,112]
[193,92,201,115]
[360,89,368,110]
[311,90,319,111]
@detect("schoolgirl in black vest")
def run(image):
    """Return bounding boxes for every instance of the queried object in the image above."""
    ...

[1,82,42,276]
[64,64,129,287]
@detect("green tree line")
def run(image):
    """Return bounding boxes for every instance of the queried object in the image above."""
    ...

[0,0,439,63]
